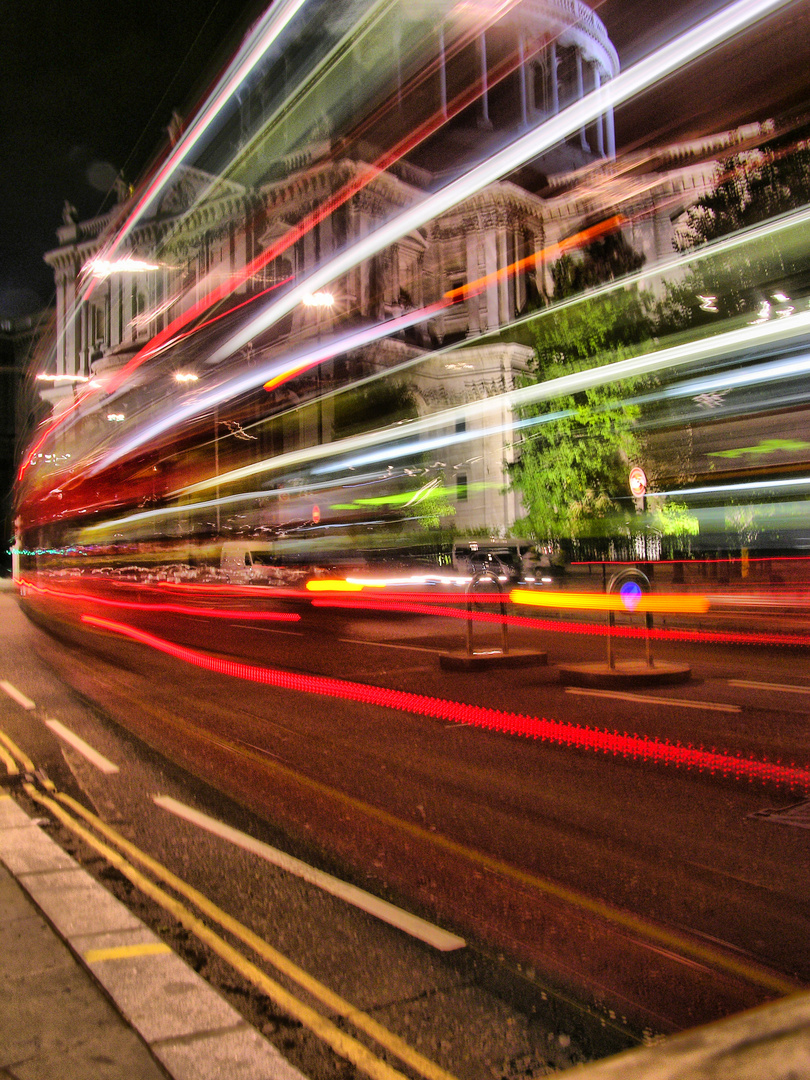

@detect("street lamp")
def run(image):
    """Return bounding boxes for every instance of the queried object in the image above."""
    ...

[302,291,334,310]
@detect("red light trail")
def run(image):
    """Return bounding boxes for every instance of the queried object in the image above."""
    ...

[310,595,810,647]
[81,615,810,793]
[19,578,300,622]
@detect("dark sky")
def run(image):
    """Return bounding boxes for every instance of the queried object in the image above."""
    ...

[0,0,806,320]
[0,0,261,319]
[600,0,810,153]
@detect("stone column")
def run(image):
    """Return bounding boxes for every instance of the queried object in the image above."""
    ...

[79,300,88,376]
[550,41,559,115]
[465,232,480,336]
[514,231,526,314]
[593,66,605,156]
[64,268,77,377]
[605,101,616,159]
[526,58,536,119]
[122,273,134,341]
[518,32,528,126]
[479,32,491,128]
[439,24,447,120]
[497,229,509,327]
[482,228,498,331]
[55,272,66,376]
[234,219,248,294]
[576,51,590,151]
[112,275,123,347]
[161,267,171,329]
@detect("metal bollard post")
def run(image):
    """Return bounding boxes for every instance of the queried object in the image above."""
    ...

[465,570,508,657]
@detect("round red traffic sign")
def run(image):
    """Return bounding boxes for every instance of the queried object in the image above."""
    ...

[629,466,647,497]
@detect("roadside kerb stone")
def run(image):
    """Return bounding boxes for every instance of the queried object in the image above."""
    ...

[0,794,308,1080]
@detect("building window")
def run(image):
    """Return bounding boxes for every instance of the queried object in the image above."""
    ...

[456,473,468,501]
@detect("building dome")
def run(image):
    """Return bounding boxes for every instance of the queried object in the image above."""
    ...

[406,0,619,175]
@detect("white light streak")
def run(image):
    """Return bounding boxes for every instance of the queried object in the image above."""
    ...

[639,351,810,404]
[106,0,311,249]
[36,373,91,383]
[653,476,810,498]
[80,0,796,483]
[207,0,793,366]
[84,257,160,278]
[86,299,446,476]
[180,307,810,498]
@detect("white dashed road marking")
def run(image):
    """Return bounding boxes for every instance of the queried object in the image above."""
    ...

[45,719,120,774]
[1,680,36,711]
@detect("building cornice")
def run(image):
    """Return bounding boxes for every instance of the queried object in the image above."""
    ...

[430,182,546,238]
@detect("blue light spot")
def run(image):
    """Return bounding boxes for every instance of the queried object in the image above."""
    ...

[620,581,643,611]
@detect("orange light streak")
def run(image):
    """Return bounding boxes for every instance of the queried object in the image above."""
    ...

[443,215,626,303]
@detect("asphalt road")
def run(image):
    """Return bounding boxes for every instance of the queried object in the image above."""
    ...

[3,575,809,1066]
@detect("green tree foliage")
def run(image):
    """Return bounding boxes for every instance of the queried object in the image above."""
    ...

[511,286,657,543]
[677,142,810,249]
[552,231,646,299]
[648,498,699,541]
[660,138,810,331]
[512,135,810,547]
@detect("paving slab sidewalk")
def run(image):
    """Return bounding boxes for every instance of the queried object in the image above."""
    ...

[0,792,307,1080]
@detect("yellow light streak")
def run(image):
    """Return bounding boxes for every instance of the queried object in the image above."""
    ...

[305,579,365,592]
[509,590,710,614]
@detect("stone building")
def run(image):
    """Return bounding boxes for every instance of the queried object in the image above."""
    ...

[1,308,52,567]
[33,0,770,540]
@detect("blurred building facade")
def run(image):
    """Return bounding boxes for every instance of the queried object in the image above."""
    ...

[34,0,772,538]
[1,308,52,568]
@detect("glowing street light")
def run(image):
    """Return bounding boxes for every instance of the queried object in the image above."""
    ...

[302,291,334,308]
[173,372,200,384]
[84,256,160,279]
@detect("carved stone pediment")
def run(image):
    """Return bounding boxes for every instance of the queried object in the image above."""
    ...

[154,165,246,220]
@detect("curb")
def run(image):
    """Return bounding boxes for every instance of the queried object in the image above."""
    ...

[0,794,307,1080]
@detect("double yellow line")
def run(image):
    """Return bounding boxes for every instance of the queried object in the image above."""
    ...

[0,726,459,1080]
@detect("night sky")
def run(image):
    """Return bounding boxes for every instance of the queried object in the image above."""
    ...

[0,0,805,320]
[0,0,261,319]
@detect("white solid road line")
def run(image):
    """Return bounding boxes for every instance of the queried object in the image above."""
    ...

[44,719,119,774]
[565,688,741,713]
[0,680,36,711]
[154,794,466,952]
[729,680,810,695]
